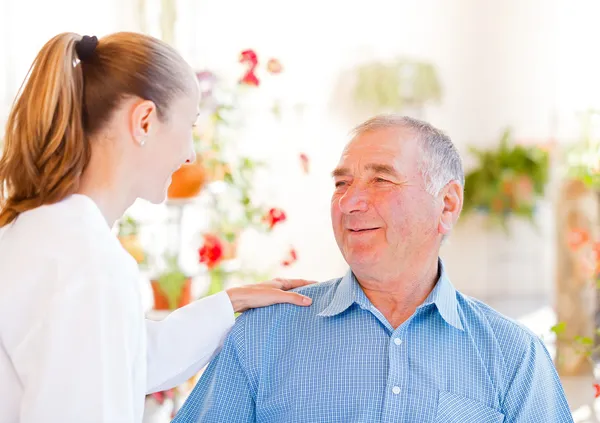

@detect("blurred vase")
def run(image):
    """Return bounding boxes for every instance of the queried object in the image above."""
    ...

[167,159,207,199]
[150,278,192,310]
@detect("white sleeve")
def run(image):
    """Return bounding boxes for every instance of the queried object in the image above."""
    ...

[17,263,142,423]
[145,290,235,393]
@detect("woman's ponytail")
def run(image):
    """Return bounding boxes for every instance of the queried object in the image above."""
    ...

[0,32,89,227]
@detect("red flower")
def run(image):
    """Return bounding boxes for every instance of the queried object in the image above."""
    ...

[299,153,310,174]
[240,72,260,86]
[594,383,600,398]
[282,248,298,266]
[500,179,514,195]
[239,49,260,86]
[198,234,224,269]
[263,208,287,229]
[567,228,590,251]
[150,389,175,405]
[514,175,534,203]
[239,49,258,65]
[267,58,283,74]
[491,197,505,213]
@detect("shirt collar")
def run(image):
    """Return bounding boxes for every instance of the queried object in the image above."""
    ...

[419,259,464,331]
[318,269,367,318]
[318,259,464,331]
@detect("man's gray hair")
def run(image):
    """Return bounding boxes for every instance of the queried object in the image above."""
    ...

[350,115,464,196]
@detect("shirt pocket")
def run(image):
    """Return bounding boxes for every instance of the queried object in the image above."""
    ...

[435,390,505,423]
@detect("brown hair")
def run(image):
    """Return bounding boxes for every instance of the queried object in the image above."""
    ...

[0,32,193,226]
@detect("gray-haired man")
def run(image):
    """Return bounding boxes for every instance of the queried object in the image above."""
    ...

[174,115,573,423]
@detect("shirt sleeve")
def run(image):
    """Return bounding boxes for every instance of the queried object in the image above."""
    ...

[171,323,256,423]
[501,338,574,423]
[17,261,142,423]
[145,290,235,394]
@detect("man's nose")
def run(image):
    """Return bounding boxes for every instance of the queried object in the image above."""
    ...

[338,184,369,214]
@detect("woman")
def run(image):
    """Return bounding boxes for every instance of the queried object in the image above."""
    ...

[0,32,313,422]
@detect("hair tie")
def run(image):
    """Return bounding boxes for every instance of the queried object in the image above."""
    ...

[75,35,98,62]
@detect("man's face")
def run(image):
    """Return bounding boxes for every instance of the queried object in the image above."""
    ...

[330,128,442,278]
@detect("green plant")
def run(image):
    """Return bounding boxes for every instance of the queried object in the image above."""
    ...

[193,56,296,291]
[462,128,550,229]
[353,59,442,112]
[118,215,140,237]
[155,255,189,310]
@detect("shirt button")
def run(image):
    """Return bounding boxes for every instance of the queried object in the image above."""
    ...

[394,338,402,346]
[392,386,401,395]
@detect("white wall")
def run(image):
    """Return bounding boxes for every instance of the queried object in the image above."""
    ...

[2,0,600,298]
[0,0,142,125]
[169,0,568,296]
[169,0,482,283]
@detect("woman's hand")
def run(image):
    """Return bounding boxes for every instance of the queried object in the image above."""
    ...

[226,278,316,313]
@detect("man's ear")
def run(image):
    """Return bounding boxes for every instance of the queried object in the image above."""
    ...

[438,180,463,236]
[130,99,157,146]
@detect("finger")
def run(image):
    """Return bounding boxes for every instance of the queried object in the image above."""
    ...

[257,279,285,289]
[278,278,317,291]
[262,290,312,307]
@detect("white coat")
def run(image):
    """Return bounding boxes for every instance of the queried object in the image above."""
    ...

[0,194,235,422]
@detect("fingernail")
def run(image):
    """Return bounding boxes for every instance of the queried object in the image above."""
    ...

[303,297,312,305]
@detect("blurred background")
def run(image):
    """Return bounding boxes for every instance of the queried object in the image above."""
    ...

[2,0,600,421]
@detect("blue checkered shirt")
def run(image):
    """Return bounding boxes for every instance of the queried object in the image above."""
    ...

[173,261,573,422]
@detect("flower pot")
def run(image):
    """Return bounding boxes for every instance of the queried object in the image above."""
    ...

[167,159,207,200]
[151,278,192,310]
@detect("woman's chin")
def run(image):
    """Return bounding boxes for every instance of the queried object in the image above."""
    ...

[139,181,170,205]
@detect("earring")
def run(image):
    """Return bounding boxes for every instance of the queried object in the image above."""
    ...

[139,137,146,147]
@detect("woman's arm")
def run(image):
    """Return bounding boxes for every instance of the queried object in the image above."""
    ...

[145,279,314,393]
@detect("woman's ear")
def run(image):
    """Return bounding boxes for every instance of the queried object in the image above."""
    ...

[130,99,157,146]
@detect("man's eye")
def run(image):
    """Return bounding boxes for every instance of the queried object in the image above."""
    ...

[335,181,347,188]
[375,178,389,183]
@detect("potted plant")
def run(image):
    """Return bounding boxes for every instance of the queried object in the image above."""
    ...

[150,254,192,310]
[352,59,442,114]
[462,128,550,230]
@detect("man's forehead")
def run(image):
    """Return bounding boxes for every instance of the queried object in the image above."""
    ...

[338,129,419,166]
[346,127,417,150]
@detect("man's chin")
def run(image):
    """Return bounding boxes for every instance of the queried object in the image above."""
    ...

[344,250,380,270]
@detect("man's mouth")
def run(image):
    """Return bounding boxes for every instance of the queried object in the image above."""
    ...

[348,228,379,233]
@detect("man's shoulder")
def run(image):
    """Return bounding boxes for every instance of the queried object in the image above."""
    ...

[231,278,343,334]
[456,292,547,355]
[291,278,342,297]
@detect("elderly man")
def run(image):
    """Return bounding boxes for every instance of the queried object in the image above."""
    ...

[173,115,573,423]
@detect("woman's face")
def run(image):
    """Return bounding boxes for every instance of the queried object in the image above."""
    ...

[135,92,199,204]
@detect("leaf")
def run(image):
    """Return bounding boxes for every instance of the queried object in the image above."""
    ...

[462,128,549,230]
[550,322,567,336]
[575,336,594,346]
